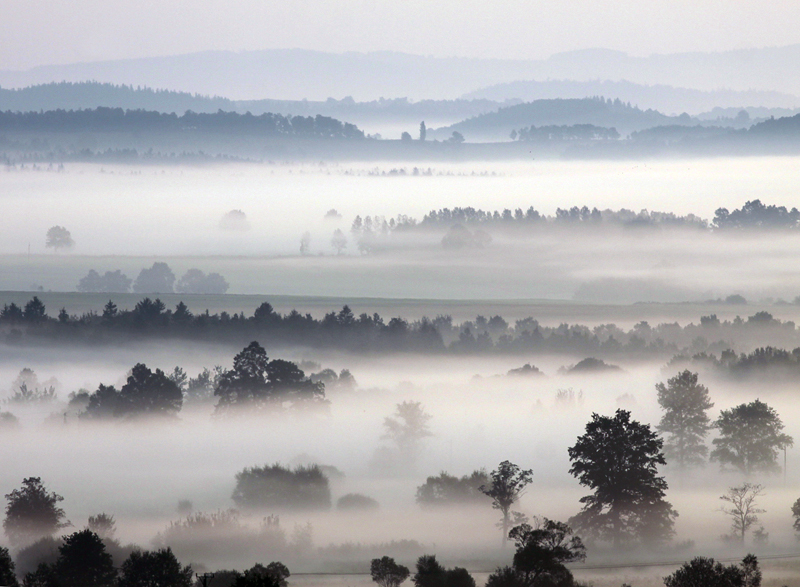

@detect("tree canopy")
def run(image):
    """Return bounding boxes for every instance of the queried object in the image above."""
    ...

[214,341,325,414]
[371,556,410,587]
[479,461,533,546]
[710,399,793,475]
[656,370,714,469]
[3,478,68,547]
[567,409,677,546]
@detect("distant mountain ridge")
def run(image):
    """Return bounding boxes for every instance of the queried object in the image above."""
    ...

[431,97,695,141]
[2,46,800,101]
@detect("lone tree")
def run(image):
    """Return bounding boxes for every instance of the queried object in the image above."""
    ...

[370,556,410,587]
[3,477,68,547]
[419,121,427,141]
[485,519,585,587]
[711,399,793,475]
[664,554,760,587]
[54,529,116,587]
[45,226,74,251]
[720,483,765,544]
[567,409,677,547]
[479,461,533,546]
[656,370,714,469]
[331,229,347,255]
[382,401,433,462]
[132,262,175,294]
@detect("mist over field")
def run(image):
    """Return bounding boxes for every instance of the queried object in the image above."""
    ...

[4,4,800,587]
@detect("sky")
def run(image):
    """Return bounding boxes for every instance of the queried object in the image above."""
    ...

[2,0,800,70]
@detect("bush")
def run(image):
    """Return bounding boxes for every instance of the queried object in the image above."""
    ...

[232,464,331,511]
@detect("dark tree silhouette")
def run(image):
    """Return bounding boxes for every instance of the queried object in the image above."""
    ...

[23,297,47,324]
[479,461,533,547]
[485,519,586,587]
[45,226,74,251]
[118,547,192,587]
[214,342,324,414]
[419,121,426,141]
[663,554,760,587]
[371,556,410,587]
[567,409,677,547]
[509,518,586,585]
[3,478,68,547]
[118,364,183,418]
[412,555,475,587]
[656,370,714,469]
[231,563,289,587]
[54,529,116,587]
[83,385,123,420]
[711,399,793,475]
[0,546,19,587]
[792,497,800,536]
[133,262,175,294]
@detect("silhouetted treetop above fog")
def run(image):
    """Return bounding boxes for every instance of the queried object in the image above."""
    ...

[10,296,800,364]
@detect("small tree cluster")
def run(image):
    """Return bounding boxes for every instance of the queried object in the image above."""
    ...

[232,464,331,511]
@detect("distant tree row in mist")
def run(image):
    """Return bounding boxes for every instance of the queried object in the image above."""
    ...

[8,297,800,363]
[77,263,229,294]
[0,107,365,139]
[351,200,800,239]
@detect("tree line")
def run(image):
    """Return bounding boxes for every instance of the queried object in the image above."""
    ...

[0,107,365,139]
[7,297,800,363]
[351,199,800,234]
[77,263,230,294]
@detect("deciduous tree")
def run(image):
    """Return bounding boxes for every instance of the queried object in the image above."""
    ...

[711,399,793,475]
[656,370,714,469]
[567,409,677,547]
[479,461,533,546]
[3,478,68,547]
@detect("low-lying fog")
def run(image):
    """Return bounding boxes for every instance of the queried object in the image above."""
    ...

[2,342,800,579]
[4,158,800,302]
[2,157,800,257]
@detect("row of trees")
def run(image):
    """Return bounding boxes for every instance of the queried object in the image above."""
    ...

[77,263,230,294]
[9,296,800,361]
[348,199,800,236]
[0,107,365,139]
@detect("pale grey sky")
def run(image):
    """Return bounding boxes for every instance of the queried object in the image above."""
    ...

[2,0,799,70]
